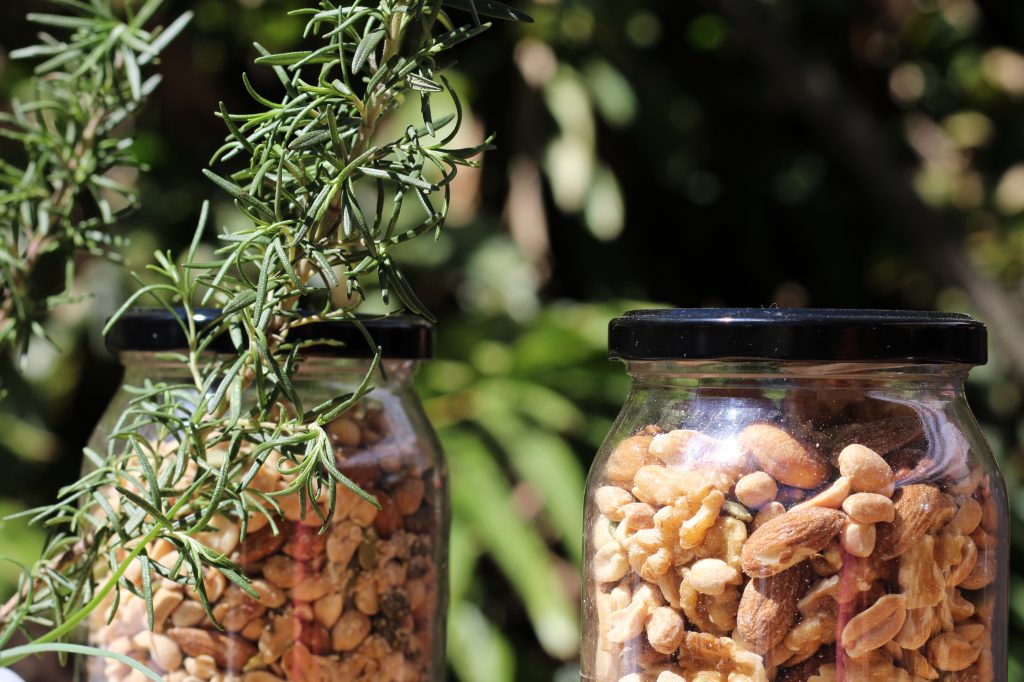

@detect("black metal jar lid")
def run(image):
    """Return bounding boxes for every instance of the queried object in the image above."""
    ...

[608,308,987,364]
[106,308,433,359]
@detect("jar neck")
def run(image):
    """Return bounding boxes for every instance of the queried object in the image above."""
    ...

[119,352,418,387]
[625,360,971,391]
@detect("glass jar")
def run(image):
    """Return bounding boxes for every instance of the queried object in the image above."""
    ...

[78,311,447,682]
[582,310,1007,682]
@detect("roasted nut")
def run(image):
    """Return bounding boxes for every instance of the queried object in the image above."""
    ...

[945,537,978,588]
[686,558,740,596]
[327,417,362,447]
[836,445,894,495]
[679,489,725,549]
[195,518,240,556]
[168,627,257,670]
[633,465,704,507]
[281,525,328,561]
[737,564,807,654]
[783,606,836,665]
[980,499,999,536]
[392,478,426,516]
[372,491,403,537]
[331,609,372,652]
[250,579,287,609]
[314,593,343,629]
[696,515,747,572]
[595,541,630,583]
[147,632,183,672]
[742,507,845,577]
[895,606,935,650]
[291,574,331,602]
[901,648,939,680]
[240,616,264,641]
[326,522,362,566]
[738,423,830,489]
[830,414,924,454]
[607,584,660,644]
[646,606,685,654]
[184,654,217,679]
[925,632,980,671]
[839,521,875,558]
[947,587,976,622]
[153,588,184,628]
[234,525,289,564]
[262,555,304,588]
[349,495,379,527]
[876,484,952,560]
[596,486,634,521]
[842,493,895,525]
[949,497,982,535]
[754,501,786,529]
[171,600,207,628]
[797,575,839,615]
[959,546,996,590]
[607,435,657,485]
[735,472,778,509]
[791,477,851,513]
[840,594,907,659]
[898,535,945,609]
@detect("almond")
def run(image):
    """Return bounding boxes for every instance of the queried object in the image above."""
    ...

[742,507,845,577]
[167,627,257,671]
[739,424,830,489]
[737,563,808,654]
[829,416,924,457]
[876,484,952,560]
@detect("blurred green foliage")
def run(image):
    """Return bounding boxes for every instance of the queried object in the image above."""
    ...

[4,0,1024,680]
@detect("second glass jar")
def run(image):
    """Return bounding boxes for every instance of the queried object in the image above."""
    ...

[582,310,1007,682]
[80,312,447,682]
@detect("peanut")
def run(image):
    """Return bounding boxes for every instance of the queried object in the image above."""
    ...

[331,610,372,652]
[840,594,907,658]
[842,493,895,524]
[837,444,894,495]
[926,632,980,671]
[734,472,777,509]
[839,520,875,558]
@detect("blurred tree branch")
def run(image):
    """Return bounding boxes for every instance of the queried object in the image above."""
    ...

[711,0,1024,380]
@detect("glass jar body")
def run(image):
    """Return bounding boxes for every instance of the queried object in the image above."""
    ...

[581,361,1007,682]
[76,354,448,682]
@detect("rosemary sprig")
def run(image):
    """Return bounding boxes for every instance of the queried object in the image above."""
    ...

[0,0,192,359]
[0,0,530,669]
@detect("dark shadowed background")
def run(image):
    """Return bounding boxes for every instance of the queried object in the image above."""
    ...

[2,0,1024,680]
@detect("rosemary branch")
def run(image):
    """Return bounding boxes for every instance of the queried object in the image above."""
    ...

[0,0,531,669]
[0,0,192,359]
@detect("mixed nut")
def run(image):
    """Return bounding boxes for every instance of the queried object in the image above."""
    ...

[85,403,442,682]
[589,398,1000,682]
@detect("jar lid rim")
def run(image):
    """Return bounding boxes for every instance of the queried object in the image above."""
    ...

[105,308,433,359]
[608,308,987,364]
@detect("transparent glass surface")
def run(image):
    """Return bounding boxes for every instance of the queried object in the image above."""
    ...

[582,361,1007,682]
[77,354,448,682]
